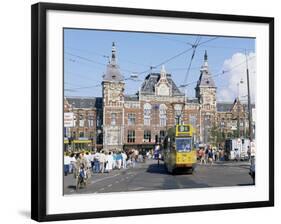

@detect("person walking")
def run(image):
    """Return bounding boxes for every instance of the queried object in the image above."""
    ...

[85,152,92,169]
[105,151,114,173]
[69,153,76,174]
[121,151,127,169]
[112,151,117,170]
[90,151,95,173]
[99,150,106,173]
[204,146,209,164]
[75,152,90,179]
[208,149,214,165]
[64,152,71,176]
[200,149,206,165]
[216,149,220,162]
[116,151,122,170]
[93,150,100,173]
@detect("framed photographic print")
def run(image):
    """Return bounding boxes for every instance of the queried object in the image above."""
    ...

[31,2,274,222]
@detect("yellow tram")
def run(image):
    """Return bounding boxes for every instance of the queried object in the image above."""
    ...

[162,124,197,174]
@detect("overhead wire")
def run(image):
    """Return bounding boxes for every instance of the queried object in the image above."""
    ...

[65,36,254,96]
[183,36,201,85]
[179,55,256,88]
[65,52,133,74]
[138,47,194,75]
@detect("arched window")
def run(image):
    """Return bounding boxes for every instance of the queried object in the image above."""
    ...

[143,103,151,126]
[174,104,183,125]
[79,114,84,127]
[111,113,116,126]
[159,104,167,127]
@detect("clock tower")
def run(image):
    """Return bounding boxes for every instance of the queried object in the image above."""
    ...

[195,51,217,143]
[195,50,217,110]
[102,42,125,151]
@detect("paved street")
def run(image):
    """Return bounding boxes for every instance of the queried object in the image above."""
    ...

[64,159,253,195]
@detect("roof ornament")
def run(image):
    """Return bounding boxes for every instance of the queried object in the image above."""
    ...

[111,42,116,64]
[160,64,167,79]
[204,50,208,67]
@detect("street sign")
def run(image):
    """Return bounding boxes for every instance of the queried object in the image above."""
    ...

[64,112,74,127]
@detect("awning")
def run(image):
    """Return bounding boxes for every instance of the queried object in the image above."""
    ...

[64,140,93,144]
[73,140,92,144]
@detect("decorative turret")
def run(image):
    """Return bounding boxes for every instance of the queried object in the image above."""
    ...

[103,42,124,82]
[155,65,172,96]
[195,51,216,109]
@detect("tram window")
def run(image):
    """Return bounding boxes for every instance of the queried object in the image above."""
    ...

[175,138,192,152]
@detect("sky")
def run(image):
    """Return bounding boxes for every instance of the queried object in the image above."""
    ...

[64,29,256,103]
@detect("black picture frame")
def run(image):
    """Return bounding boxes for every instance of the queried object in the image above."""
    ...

[31,2,274,222]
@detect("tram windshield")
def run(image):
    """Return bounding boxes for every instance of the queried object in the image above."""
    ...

[175,138,192,152]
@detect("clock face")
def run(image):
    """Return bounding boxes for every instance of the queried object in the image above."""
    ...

[107,84,124,102]
[205,96,211,103]
[109,91,119,101]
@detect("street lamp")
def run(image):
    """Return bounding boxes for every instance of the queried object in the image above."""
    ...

[245,52,253,142]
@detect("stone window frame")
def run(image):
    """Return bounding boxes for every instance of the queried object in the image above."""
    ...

[79,113,84,127]
[128,113,136,125]
[159,104,167,127]
[111,113,117,126]
[88,114,94,127]
[143,103,152,126]
[143,130,151,142]
[127,130,135,143]
[174,104,183,125]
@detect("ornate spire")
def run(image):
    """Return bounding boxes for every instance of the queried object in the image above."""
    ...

[160,64,167,78]
[103,42,124,81]
[204,50,208,67]
[111,42,116,64]
[195,51,216,89]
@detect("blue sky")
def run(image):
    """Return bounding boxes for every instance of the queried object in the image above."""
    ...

[64,28,256,102]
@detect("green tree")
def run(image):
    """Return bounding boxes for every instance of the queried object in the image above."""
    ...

[209,126,226,146]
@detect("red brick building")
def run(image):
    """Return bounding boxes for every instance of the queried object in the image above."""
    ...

[64,43,253,152]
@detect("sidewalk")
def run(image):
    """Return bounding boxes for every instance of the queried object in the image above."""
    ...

[196,160,250,169]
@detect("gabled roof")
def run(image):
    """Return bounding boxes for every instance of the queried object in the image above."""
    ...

[140,73,184,96]
[217,103,234,112]
[66,97,102,109]
[124,94,139,101]
[217,100,255,112]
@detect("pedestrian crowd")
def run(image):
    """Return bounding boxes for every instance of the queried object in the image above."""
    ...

[197,145,224,165]
[64,148,142,177]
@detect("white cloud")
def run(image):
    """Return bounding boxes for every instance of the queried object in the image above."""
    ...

[217,88,233,102]
[217,52,256,103]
